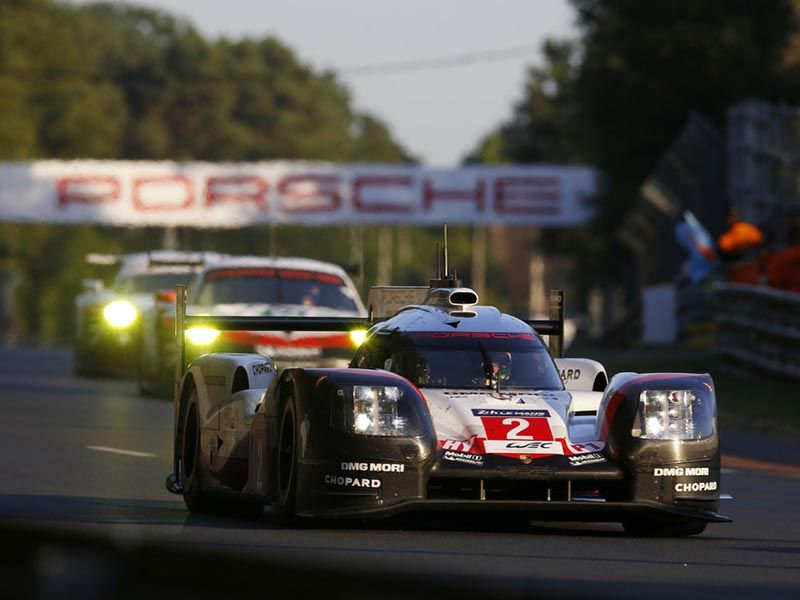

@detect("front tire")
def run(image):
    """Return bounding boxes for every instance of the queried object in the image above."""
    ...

[272,393,298,525]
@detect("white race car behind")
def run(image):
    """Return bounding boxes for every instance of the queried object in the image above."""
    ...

[137,256,367,395]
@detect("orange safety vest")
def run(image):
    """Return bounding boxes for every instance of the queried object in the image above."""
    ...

[717,221,764,284]
[717,222,764,254]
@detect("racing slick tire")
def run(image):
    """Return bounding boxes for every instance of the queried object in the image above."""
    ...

[622,517,707,537]
[181,390,216,513]
[181,389,264,518]
[272,392,300,525]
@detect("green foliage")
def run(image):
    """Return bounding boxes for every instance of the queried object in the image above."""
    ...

[571,0,796,230]
[0,0,413,342]
[465,0,800,295]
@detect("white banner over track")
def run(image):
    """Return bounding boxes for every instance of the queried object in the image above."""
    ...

[0,161,597,227]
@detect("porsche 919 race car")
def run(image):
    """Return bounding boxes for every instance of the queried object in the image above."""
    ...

[165,277,731,536]
[74,250,223,377]
[137,256,367,396]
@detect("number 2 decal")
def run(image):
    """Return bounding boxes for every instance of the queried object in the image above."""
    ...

[480,416,554,442]
[502,417,534,440]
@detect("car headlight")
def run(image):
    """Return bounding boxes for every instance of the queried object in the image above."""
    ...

[185,326,220,345]
[103,300,138,329]
[331,384,423,437]
[631,389,715,440]
[349,329,368,347]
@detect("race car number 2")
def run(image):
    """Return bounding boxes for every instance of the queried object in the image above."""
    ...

[480,417,554,442]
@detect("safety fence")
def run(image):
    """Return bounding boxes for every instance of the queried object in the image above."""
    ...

[714,283,800,379]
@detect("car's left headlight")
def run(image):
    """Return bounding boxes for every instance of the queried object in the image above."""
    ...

[631,389,715,440]
[103,300,138,329]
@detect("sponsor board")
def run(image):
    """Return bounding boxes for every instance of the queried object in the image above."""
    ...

[0,162,598,227]
[443,451,485,467]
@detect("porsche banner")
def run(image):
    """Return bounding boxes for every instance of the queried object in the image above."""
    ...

[0,161,597,227]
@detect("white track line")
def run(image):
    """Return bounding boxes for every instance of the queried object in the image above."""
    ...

[86,445,157,458]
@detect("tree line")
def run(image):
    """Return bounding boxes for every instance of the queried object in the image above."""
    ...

[467,0,800,295]
[2,0,800,341]
[0,0,418,341]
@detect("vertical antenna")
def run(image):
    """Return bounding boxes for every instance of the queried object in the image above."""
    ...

[443,222,449,277]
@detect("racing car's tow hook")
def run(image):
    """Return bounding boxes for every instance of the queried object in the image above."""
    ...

[165,472,184,495]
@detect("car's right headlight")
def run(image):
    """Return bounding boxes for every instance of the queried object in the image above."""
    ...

[185,326,220,345]
[631,389,715,440]
[331,384,425,437]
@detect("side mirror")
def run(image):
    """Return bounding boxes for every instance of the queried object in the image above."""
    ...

[82,278,104,293]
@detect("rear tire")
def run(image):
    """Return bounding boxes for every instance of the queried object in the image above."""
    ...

[623,517,707,537]
[181,388,264,518]
[181,391,214,513]
[272,393,299,525]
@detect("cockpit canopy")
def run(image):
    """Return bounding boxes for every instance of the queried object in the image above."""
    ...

[352,331,564,390]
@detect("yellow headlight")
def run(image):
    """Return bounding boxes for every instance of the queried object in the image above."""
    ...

[186,326,220,345]
[349,328,368,347]
[103,300,138,329]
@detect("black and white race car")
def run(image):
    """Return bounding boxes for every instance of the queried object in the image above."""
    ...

[165,275,730,536]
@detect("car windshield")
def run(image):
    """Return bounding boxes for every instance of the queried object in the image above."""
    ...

[384,333,564,390]
[194,267,358,311]
[115,272,195,294]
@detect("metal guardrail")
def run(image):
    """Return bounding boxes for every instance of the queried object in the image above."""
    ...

[714,283,800,379]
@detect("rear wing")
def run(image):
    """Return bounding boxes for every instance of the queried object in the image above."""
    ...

[147,254,206,269]
[173,285,372,395]
[172,286,565,396]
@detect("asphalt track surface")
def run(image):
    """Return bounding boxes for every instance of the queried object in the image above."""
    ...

[0,346,798,599]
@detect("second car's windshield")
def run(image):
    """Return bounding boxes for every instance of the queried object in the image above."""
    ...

[382,333,564,390]
[115,272,195,294]
[194,267,358,310]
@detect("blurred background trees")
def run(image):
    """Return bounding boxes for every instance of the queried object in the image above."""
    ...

[1,0,799,342]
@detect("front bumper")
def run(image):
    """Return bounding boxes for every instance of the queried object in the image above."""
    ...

[294,450,730,523]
